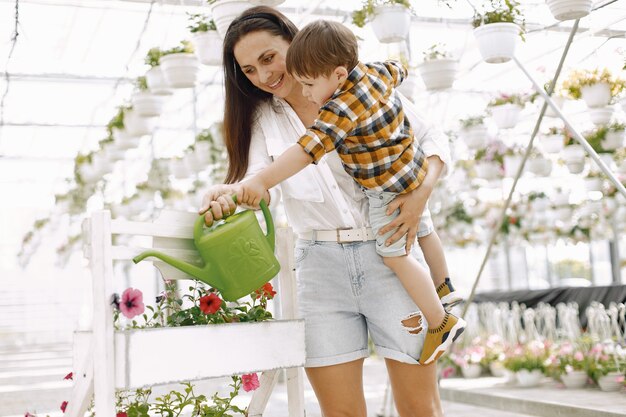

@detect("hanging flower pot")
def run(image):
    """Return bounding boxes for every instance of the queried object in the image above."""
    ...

[562,144,585,174]
[541,133,565,153]
[543,95,565,118]
[561,370,588,389]
[490,103,523,129]
[474,161,501,180]
[169,158,192,179]
[211,0,254,39]
[473,23,520,64]
[527,156,552,176]
[580,83,612,108]
[417,58,458,91]
[546,0,592,21]
[459,119,488,149]
[145,66,172,95]
[504,154,523,177]
[553,206,572,222]
[584,176,604,192]
[602,129,625,150]
[160,53,200,88]
[597,372,624,392]
[516,369,543,387]
[588,106,614,126]
[461,364,482,378]
[124,110,157,137]
[193,30,223,66]
[131,91,165,118]
[370,5,412,43]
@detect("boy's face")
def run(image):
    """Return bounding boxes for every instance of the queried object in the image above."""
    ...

[295,66,347,107]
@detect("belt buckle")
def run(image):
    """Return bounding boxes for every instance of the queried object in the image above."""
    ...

[336,228,351,243]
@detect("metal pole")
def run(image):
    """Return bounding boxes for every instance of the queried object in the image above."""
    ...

[609,214,622,283]
[588,241,596,285]
[461,21,581,318]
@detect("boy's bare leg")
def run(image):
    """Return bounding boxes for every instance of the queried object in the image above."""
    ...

[418,231,449,287]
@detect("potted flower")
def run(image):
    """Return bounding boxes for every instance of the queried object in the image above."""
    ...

[541,126,566,154]
[584,170,604,193]
[503,144,524,177]
[547,342,589,389]
[417,43,458,90]
[473,140,506,180]
[107,104,154,142]
[504,340,548,387]
[159,41,199,88]
[459,115,488,149]
[472,0,525,64]
[131,76,165,118]
[351,0,412,44]
[527,191,549,211]
[452,343,486,378]
[603,122,625,151]
[487,92,526,129]
[561,68,625,108]
[587,343,625,392]
[546,0,592,21]
[526,148,552,177]
[483,335,508,377]
[584,126,617,167]
[208,0,254,39]
[143,47,171,95]
[560,133,586,174]
[188,13,222,66]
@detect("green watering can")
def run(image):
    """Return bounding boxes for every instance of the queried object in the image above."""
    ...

[132,198,280,301]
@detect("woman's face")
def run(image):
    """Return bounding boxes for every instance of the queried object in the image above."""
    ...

[233,31,299,99]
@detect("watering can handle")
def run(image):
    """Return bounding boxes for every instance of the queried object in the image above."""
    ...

[194,195,276,251]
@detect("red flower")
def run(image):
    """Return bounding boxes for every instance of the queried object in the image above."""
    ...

[119,288,145,319]
[116,412,128,417]
[60,401,68,413]
[199,293,222,314]
[509,217,517,225]
[64,372,73,380]
[242,373,260,392]
[254,283,276,299]
[25,413,36,417]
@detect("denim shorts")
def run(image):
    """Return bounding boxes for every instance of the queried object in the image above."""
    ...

[363,189,434,258]
[294,239,429,367]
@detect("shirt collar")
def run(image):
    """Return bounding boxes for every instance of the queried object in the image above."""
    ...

[331,61,367,100]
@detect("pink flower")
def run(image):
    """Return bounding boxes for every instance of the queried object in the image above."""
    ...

[60,401,68,413]
[25,413,36,417]
[199,293,222,315]
[64,372,73,380]
[119,288,145,319]
[441,366,456,379]
[574,351,584,361]
[242,373,260,392]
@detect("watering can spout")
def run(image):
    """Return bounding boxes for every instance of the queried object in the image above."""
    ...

[132,250,212,285]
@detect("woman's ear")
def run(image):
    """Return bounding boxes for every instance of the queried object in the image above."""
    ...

[335,66,348,85]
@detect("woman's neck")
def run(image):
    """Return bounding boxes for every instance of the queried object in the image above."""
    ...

[283,84,319,126]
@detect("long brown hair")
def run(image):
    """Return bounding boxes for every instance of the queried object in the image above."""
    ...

[222,6,298,183]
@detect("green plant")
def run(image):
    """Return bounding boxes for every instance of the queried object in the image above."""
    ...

[446,202,473,224]
[474,140,506,166]
[351,0,412,28]
[422,43,452,61]
[106,104,132,135]
[546,341,590,378]
[584,127,611,154]
[145,47,163,68]
[503,340,548,373]
[561,68,625,101]
[134,76,148,92]
[608,122,626,132]
[162,40,195,56]
[487,92,527,107]
[472,0,526,35]
[187,13,217,33]
[459,115,485,129]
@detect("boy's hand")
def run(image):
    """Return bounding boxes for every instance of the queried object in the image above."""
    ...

[237,177,268,208]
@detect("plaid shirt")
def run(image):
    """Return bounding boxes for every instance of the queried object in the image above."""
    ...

[297,61,428,194]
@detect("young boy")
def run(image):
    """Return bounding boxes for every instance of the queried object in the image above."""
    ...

[234,20,464,364]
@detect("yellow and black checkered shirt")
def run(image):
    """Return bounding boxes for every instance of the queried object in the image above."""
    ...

[297,60,428,194]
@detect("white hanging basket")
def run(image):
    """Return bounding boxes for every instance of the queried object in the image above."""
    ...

[598,153,615,169]
[211,0,254,39]
[490,103,523,129]
[544,95,565,118]
[145,66,172,95]
[588,106,614,126]
[124,109,157,137]
[580,83,611,108]
[561,144,585,163]
[473,22,520,64]
[504,154,523,177]
[553,206,572,222]
[474,161,501,180]
[552,191,570,207]
[169,158,192,179]
[131,91,165,117]
[541,134,565,153]
[584,177,604,192]
[461,125,488,149]
[566,160,585,174]
[417,59,458,91]
[160,53,200,88]
[527,157,552,176]
[602,131,625,150]
[371,5,411,43]
[193,31,223,66]
[561,370,587,388]
[546,0,592,21]
[249,0,284,5]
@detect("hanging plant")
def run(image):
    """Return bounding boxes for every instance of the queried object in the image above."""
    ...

[351,0,412,43]
[472,0,525,64]
[418,43,458,90]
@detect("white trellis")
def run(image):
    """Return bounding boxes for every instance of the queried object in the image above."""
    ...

[66,210,305,417]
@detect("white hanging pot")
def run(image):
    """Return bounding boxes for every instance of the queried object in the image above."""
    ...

[131,91,165,117]
[553,206,572,222]
[516,369,543,387]
[473,22,520,64]
[193,31,223,66]
[159,53,200,88]
[474,161,501,180]
[145,66,172,95]
[504,154,523,177]
[561,370,587,388]
[490,103,523,129]
[417,59,458,90]
[371,5,411,44]
[581,83,612,108]
[598,153,615,169]
[112,128,141,150]
[124,109,157,137]
[169,158,192,179]
[546,0,592,21]
[552,191,570,206]
[561,144,585,163]
[598,372,624,392]
[566,160,585,174]
[461,364,482,378]
[249,0,284,5]
[527,157,552,176]
[544,95,565,118]
[211,0,253,39]
[541,134,565,154]
[602,131,625,150]
[584,177,604,192]
[619,159,626,175]
[588,106,614,126]
[461,125,488,149]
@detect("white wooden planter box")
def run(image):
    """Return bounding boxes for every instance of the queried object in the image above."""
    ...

[546,0,592,21]
[417,59,458,90]
[371,5,411,43]
[473,22,520,64]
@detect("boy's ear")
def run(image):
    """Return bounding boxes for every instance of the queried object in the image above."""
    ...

[334,66,349,84]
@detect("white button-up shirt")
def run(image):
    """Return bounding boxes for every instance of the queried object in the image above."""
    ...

[244,94,451,234]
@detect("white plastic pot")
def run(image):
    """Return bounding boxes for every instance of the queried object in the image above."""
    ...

[546,0,592,21]
[417,59,458,90]
[473,22,520,64]
[145,66,171,95]
[561,144,585,163]
[504,154,523,177]
[516,369,543,387]
[541,134,565,154]
[566,160,585,174]
[561,370,587,388]
[584,177,604,192]
[527,157,552,176]
[461,364,482,378]
[123,109,157,137]
[490,103,523,129]
[588,106,614,126]
[159,53,200,88]
[371,5,411,43]
[597,372,624,392]
[211,0,254,39]
[474,161,501,180]
[581,83,611,108]
[544,95,565,118]
[461,125,488,149]
[132,91,165,117]
[603,131,625,150]
[193,31,223,66]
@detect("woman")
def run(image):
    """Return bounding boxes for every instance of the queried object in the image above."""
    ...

[199,6,450,417]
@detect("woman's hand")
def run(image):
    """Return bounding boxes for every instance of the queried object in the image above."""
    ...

[198,184,239,226]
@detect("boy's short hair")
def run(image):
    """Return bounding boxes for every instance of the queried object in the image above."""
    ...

[286,20,359,78]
